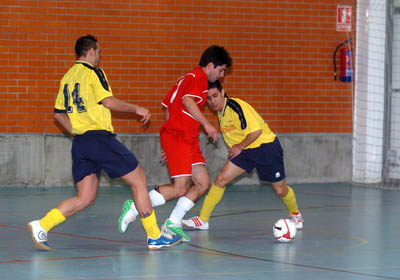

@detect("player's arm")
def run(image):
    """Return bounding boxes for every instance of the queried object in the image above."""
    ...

[228,129,262,160]
[160,106,168,162]
[164,109,169,121]
[101,96,151,124]
[54,112,74,135]
[182,96,218,143]
[162,106,169,121]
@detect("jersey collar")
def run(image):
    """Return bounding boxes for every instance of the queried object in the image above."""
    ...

[76,60,95,69]
[221,97,228,116]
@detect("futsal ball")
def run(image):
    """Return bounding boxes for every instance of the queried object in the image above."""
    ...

[273,218,297,242]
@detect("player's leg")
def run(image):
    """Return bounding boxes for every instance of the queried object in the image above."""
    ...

[160,176,193,242]
[155,136,203,201]
[121,165,182,249]
[163,164,210,237]
[27,173,99,251]
[118,129,187,233]
[183,160,245,230]
[162,138,209,240]
[185,163,210,202]
[118,179,186,234]
[100,134,182,249]
[122,164,152,217]
[272,179,303,229]
[118,177,189,234]
[57,174,99,217]
[118,184,166,233]
[256,138,304,229]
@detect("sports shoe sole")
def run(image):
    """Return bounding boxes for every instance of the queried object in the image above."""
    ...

[26,223,51,251]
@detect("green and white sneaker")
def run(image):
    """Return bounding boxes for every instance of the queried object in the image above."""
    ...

[161,219,191,242]
[118,200,137,233]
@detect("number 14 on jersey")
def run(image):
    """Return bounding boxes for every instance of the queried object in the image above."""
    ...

[63,83,86,113]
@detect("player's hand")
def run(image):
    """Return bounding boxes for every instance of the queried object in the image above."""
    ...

[228,144,243,160]
[205,124,218,143]
[160,150,167,162]
[136,106,151,125]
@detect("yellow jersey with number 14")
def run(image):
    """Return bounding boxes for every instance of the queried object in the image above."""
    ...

[218,97,276,149]
[54,61,114,135]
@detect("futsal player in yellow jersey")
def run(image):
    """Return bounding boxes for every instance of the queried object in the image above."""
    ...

[183,80,304,230]
[27,34,182,250]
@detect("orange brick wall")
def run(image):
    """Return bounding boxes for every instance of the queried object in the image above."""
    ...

[0,0,356,134]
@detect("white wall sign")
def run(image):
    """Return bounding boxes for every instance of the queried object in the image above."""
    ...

[337,5,352,32]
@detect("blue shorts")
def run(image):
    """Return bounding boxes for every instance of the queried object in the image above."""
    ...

[71,130,139,184]
[230,138,285,182]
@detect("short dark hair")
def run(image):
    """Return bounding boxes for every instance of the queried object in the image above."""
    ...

[75,34,98,58]
[199,45,232,68]
[208,80,223,91]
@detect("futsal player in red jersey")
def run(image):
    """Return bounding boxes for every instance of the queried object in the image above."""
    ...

[119,45,232,242]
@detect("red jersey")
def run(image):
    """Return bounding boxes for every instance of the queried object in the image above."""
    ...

[161,66,208,137]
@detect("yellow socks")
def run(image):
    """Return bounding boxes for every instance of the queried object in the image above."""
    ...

[199,184,226,222]
[39,208,66,232]
[141,210,161,239]
[281,186,299,215]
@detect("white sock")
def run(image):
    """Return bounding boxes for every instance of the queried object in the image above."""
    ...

[149,189,166,207]
[169,196,195,225]
[130,189,166,215]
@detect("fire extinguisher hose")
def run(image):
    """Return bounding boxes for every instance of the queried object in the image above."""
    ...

[333,42,345,81]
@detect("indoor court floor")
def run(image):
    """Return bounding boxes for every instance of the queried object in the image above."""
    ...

[0,182,399,280]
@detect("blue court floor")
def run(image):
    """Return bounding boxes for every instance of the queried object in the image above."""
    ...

[1,183,400,280]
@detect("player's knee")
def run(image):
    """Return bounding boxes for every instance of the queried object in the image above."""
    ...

[171,183,189,198]
[273,183,288,197]
[215,173,228,187]
[76,194,96,210]
[195,179,210,193]
[171,178,190,198]
[174,187,188,198]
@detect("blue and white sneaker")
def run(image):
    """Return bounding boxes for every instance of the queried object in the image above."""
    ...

[27,220,51,251]
[147,233,183,250]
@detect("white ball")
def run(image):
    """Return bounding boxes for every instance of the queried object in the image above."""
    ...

[273,218,297,242]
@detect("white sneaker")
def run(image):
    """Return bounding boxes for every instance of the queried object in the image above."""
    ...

[182,216,209,230]
[118,200,138,233]
[290,212,304,230]
[26,220,51,251]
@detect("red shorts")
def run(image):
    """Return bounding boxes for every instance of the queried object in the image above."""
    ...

[160,129,206,178]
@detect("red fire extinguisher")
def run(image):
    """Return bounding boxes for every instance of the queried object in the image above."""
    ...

[333,39,353,82]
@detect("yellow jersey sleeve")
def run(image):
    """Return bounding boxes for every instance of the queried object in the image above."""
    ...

[54,87,66,111]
